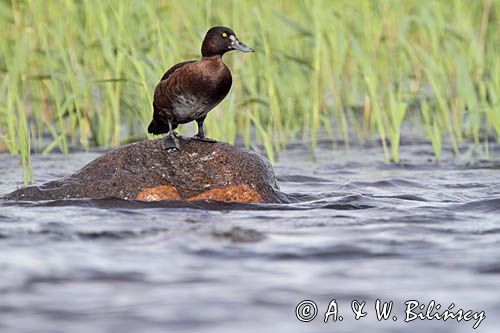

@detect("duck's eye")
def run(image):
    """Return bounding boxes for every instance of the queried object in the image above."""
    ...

[221,32,228,38]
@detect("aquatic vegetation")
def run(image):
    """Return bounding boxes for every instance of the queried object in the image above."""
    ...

[0,0,499,183]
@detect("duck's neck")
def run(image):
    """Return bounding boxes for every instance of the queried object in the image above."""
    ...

[202,54,223,61]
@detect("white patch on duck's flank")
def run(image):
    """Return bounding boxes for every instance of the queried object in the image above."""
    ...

[172,94,211,123]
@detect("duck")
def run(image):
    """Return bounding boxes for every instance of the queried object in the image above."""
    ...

[148,26,253,150]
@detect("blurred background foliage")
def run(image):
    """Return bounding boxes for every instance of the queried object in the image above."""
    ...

[0,0,499,183]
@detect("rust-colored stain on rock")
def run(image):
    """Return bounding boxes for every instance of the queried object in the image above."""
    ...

[136,185,181,201]
[137,184,263,203]
[188,184,263,203]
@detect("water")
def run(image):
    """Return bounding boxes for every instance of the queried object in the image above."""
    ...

[1,138,499,333]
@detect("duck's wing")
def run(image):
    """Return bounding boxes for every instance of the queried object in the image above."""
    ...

[149,61,198,134]
[160,60,196,81]
[153,60,196,112]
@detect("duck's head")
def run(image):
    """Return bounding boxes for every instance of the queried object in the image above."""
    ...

[201,26,254,58]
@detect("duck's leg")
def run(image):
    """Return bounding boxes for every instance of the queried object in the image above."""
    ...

[192,116,216,143]
[161,120,180,150]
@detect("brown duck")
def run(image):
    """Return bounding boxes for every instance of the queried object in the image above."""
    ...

[148,26,253,150]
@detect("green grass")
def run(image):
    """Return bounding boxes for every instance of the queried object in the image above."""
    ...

[1,0,499,184]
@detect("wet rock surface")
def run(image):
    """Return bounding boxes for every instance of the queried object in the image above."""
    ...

[3,138,288,203]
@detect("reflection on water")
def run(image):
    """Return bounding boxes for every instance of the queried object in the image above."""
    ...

[1,139,499,333]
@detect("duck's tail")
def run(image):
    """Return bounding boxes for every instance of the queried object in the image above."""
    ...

[148,118,162,134]
[148,102,164,134]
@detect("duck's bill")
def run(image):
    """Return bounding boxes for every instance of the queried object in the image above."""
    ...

[232,39,254,52]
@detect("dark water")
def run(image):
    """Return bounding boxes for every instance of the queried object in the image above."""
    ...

[1,139,499,333]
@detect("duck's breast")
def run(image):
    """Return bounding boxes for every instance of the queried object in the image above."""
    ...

[172,94,213,122]
[172,59,232,123]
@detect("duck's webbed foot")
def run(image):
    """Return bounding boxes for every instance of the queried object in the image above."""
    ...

[191,134,217,143]
[161,120,180,150]
[161,132,180,150]
[191,116,217,143]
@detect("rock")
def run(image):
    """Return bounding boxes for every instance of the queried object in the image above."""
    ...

[3,138,288,204]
